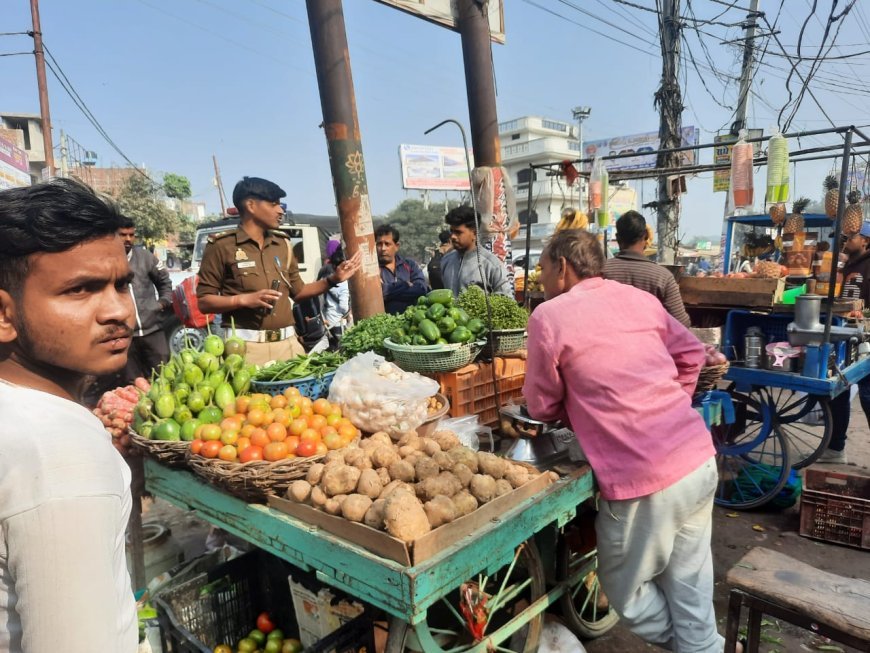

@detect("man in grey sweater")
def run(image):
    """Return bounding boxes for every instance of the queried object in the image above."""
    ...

[441,206,512,297]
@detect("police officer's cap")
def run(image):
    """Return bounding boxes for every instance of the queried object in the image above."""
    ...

[232,177,286,211]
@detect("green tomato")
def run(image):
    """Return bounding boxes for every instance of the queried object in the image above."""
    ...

[180,418,201,441]
[202,334,225,358]
[266,629,284,642]
[247,630,266,646]
[186,391,205,414]
[153,418,181,441]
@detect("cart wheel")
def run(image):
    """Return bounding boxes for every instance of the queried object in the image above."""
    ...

[385,540,545,653]
[714,420,792,510]
[751,387,832,468]
[556,521,619,639]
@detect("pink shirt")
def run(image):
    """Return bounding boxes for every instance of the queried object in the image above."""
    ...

[523,277,715,500]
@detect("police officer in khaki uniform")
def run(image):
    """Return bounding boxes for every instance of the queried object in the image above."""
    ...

[197,177,361,366]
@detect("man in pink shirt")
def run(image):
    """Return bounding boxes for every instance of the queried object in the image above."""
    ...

[524,230,723,653]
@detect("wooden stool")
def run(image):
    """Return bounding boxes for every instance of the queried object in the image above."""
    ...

[724,547,870,652]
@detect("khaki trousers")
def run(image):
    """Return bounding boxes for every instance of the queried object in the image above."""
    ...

[244,336,305,367]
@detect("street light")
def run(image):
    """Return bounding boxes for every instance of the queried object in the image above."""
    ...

[571,106,591,209]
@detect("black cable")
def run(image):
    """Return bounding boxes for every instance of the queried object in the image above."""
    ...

[0,51,31,57]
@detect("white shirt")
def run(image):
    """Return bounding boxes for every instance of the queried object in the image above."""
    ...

[0,382,137,652]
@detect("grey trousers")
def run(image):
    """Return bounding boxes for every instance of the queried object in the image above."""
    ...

[596,457,724,653]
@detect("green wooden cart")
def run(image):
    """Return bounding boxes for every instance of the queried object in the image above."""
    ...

[145,458,617,652]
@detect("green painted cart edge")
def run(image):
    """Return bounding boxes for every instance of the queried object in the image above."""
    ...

[144,459,594,624]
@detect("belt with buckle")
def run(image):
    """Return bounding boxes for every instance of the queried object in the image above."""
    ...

[229,327,296,343]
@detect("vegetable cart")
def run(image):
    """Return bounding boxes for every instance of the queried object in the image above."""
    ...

[145,458,617,652]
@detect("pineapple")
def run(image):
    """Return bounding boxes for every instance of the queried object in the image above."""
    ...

[769,203,786,226]
[754,260,783,279]
[783,197,810,234]
[823,174,840,218]
[843,190,864,235]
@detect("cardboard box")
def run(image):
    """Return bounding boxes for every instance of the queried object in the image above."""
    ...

[268,470,552,566]
[288,576,365,648]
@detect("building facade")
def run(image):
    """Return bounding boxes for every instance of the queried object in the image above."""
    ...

[0,113,47,183]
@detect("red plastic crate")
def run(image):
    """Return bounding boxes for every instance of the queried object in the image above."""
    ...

[799,465,870,550]
[432,357,526,427]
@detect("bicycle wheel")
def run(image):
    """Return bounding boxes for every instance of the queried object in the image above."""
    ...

[556,520,619,639]
[754,387,832,468]
[714,421,792,510]
[385,539,545,652]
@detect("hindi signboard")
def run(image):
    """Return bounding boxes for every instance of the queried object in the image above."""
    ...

[583,126,700,171]
[374,0,505,44]
[399,144,473,191]
[0,135,31,190]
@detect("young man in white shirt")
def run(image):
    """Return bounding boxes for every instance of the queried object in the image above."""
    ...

[0,179,138,652]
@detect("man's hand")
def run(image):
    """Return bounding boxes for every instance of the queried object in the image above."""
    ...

[332,250,363,283]
[237,289,281,310]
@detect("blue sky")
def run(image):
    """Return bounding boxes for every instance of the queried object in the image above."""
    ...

[4,0,869,239]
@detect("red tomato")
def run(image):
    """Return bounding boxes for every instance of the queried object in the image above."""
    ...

[256,611,275,634]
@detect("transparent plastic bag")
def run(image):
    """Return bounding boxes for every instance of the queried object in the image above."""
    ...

[434,415,493,452]
[328,351,440,436]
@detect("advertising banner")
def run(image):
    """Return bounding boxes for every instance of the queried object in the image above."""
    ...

[583,126,700,171]
[399,144,474,191]
[0,135,31,190]
[374,0,505,44]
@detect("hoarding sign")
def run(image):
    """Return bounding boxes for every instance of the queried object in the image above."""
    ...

[399,144,474,191]
[713,129,763,193]
[374,0,505,44]
[583,126,699,171]
[0,135,31,190]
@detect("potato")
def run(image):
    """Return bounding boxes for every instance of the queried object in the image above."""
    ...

[306,463,325,486]
[388,459,416,483]
[424,495,456,528]
[477,452,506,480]
[310,486,328,509]
[364,498,387,529]
[369,431,393,446]
[452,463,474,488]
[469,474,497,504]
[321,464,362,497]
[414,456,440,482]
[341,494,373,522]
[376,467,391,486]
[359,437,380,451]
[324,450,346,465]
[504,467,531,489]
[344,448,372,470]
[432,451,454,471]
[381,480,415,498]
[398,431,421,448]
[451,489,478,517]
[447,446,479,473]
[356,468,383,500]
[384,490,431,542]
[324,498,343,515]
[398,445,418,459]
[495,479,513,497]
[371,445,399,469]
[288,480,312,503]
[421,438,442,457]
[416,472,463,502]
[432,430,460,451]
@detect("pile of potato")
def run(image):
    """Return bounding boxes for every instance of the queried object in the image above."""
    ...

[285,429,545,542]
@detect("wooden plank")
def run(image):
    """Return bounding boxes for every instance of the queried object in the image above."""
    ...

[680,277,784,308]
[144,458,594,624]
[726,547,870,641]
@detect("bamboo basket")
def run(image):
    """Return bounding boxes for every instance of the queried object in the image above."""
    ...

[129,429,190,469]
[695,362,730,394]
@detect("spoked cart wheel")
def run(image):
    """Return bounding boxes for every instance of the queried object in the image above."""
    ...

[712,392,793,509]
[385,539,545,652]
[741,386,832,468]
[556,517,619,639]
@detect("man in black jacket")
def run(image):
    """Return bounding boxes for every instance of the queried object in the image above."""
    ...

[117,217,173,381]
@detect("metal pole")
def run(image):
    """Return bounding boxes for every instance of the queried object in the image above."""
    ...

[822,128,853,345]
[212,155,227,217]
[30,0,55,176]
[59,129,68,178]
[457,0,500,166]
[656,0,682,264]
[524,164,534,305]
[306,0,383,319]
[732,0,760,134]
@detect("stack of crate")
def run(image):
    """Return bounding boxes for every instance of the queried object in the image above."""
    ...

[799,465,870,550]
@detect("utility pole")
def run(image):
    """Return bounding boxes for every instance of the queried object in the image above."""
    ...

[212,154,227,217]
[655,0,683,264]
[59,129,68,178]
[29,0,55,176]
[306,0,384,319]
[572,106,591,210]
[731,0,761,135]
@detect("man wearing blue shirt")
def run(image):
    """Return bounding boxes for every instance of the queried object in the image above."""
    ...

[376,224,428,314]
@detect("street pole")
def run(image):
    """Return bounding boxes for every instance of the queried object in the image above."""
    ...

[572,106,591,210]
[306,0,384,319]
[656,0,683,264]
[29,0,55,177]
[59,129,68,178]
[212,154,227,217]
[732,0,761,135]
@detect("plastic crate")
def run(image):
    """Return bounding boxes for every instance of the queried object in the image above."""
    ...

[722,309,846,367]
[433,357,526,427]
[799,465,870,549]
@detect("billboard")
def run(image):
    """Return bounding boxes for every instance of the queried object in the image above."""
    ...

[0,135,30,190]
[374,0,505,44]
[399,144,474,191]
[583,126,700,171]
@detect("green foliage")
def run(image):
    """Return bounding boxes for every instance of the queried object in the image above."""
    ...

[340,313,404,357]
[163,172,192,200]
[457,285,529,330]
[375,198,461,263]
[116,174,179,241]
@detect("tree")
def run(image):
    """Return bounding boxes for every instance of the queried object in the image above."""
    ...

[376,198,460,263]
[163,172,192,200]
[116,174,179,241]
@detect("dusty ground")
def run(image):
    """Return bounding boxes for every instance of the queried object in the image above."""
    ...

[141,401,870,652]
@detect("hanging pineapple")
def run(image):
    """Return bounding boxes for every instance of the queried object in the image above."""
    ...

[823,174,840,219]
[843,190,864,235]
[754,260,784,279]
[783,197,810,234]
[769,203,787,226]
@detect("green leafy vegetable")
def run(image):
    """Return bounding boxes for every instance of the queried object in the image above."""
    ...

[252,350,345,382]
[456,285,529,331]
[340,313,405,357]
